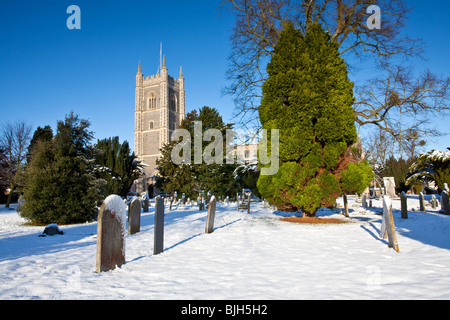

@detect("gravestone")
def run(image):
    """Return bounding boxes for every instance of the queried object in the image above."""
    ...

[431,195,437,209]
[383,177,396,198]
[142,193,149,213]
[154,196,165,255]
[443,183,449,194]
[182,193,186,205]
[128,197,141,235]
[380,196,400,252]
[96,195,127,273]
[400,192,408,219]
[361,194,368,208]
[442,191,450,215]
[419,192,425,212]
[205,196,217,234]
[343,194,349,217]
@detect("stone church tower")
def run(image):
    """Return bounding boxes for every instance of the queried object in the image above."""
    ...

[134,57,185,194]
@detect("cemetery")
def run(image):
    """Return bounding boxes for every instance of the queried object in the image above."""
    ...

[1,1,450,303]
[1,190,450,299]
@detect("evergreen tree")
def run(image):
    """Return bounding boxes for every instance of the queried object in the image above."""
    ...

[95,136,143,197]
[257,23,373,216]
[156,107,239,199]
[26,125,53,164]
[21,113,102,224]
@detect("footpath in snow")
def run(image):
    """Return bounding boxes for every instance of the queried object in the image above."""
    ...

[0,195,449,300]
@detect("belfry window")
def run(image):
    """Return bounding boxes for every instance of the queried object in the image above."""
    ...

[170,94,177,112]
[148,93,157,109]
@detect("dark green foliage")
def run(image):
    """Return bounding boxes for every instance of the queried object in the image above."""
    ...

[26,125,53,164]
[381,156,415,193]
[257,23,373,216]
[95,137,143,198]
[156,106,239,199]
[21,113,102,225]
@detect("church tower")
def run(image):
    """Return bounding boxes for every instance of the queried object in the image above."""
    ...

[134,57,185,194]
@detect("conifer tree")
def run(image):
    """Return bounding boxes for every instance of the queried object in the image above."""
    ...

[95,137,143,197]
[257,22,373,217]
[21,113,102,224]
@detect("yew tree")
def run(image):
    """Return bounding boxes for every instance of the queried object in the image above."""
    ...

[257,22,373,216]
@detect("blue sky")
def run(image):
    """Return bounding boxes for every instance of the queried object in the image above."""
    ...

[0,0,449,153]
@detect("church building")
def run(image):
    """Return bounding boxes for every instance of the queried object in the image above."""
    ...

[134,57,185,195]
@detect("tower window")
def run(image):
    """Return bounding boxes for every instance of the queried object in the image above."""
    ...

[149,121,154,130]
[170,94,177,112]
[148,92,157,109]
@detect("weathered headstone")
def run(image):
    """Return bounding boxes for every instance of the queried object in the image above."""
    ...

[419,192,425,212]
[142,193,149,213]
[443,183,449,194]
[128,197,141,235]
[431,195,437,209]
[343,194,349,217]
[380,196,400,252]
[383,177,396,198]
[154,196,165,255]
[400,191,408,219]
[96,195,127,273]
[361,194,368,208]
[205,196,217,234]
[442,191,450,215]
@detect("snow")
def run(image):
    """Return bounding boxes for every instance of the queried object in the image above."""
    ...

[103,194,127,240]
[1,195,450,300]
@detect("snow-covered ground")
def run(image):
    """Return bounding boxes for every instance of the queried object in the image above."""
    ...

[0,195,449,300]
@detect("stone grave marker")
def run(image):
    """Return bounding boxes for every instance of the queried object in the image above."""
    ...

[380,196,400,252]
[419,192,425,212]
[128,197,141,235]
[142,193,149,213]
[400,191,408,219]
[343,194,349,217]
[442,191,450,215]
[154,196,165,255]
[383,177,396,199]
[96,195,127,273]
[205,196,217,234]
[431,195,437,209]
[361,194,368,208]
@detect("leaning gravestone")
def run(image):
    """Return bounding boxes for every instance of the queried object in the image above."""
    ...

[380,196,400,252]
[383,177,396,199]
[419,192,425,212]
[205,196,217,234]
[128,197,141,235]
[442,191,450,215]
[96,195,127,273]
[400,191,408,219]
[154,196,165,255]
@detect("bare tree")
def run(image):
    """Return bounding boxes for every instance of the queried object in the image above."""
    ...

[220,0,448,144]
[354,64,450,143]
[0,121,32,207]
